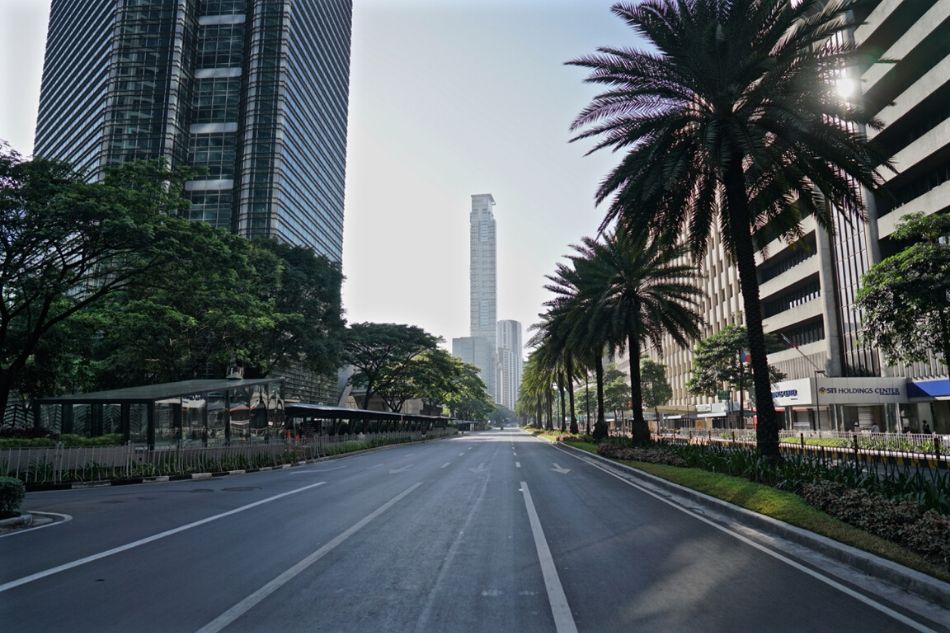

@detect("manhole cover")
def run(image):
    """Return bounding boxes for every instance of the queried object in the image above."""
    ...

[222,486,259,492]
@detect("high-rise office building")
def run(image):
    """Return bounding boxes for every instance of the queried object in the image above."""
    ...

[34,0,353,262]
[496,320,523,411]
[649,0,949,432]
[470,194,498,343]
[459,193,498,400]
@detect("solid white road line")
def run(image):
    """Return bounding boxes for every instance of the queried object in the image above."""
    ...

[551,445,940,633]
[441,462,451,469]
[521,481,578,633]
[194,482,423,633]
[0,481,327,594]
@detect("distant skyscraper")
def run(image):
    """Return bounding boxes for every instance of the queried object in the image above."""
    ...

[34,0,353,262]
[462,193,498,400]
[451,336,496,402]
[496,320,523,410]
[470,194,497,343]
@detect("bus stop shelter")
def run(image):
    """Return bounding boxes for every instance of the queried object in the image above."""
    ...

[36,378,285,449]
[285,403,452,435]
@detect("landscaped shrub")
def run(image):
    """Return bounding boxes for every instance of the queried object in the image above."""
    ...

[802,481,950,570]
[0,476,26,516]
[597,442,687,467]
[59,434,125,447]
[0,437,56,448]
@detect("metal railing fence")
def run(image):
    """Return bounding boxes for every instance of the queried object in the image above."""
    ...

[1,428,457,485]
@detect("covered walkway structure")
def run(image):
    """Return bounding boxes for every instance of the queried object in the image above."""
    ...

[285,403,453,436]
[36,378,285,449]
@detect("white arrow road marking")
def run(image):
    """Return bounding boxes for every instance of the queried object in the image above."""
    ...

[551,463,571,475]
[389,464,413,474]
[195,482,423,633]
[468,462,487,474]
[521,481,578,633]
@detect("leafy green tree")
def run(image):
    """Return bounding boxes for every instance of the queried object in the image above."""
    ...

[603,365,629,428]
[569,0,887,457]
[446,362,494,421]
[407,348,461,414]
[77,223,282,387]
[490,404,516,425]
[374,348,458,413]
[640,359,672,429]
[0,151,193,414]
[343,323,439,409]
[249,239,344,377]
[686,325,786,425]
[857,213,950,370]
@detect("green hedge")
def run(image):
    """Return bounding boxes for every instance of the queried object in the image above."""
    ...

[0,433,125,448]
[0,476,26,516]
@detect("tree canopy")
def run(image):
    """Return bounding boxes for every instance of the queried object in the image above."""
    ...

[857,213,950,371]
[640,359,672,416]
[342,323,440,409]
[0,151,193,413]
[686,325,786,402]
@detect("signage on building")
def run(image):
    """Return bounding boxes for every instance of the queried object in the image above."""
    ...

[770,378,813,407]
[815,377,907,405]
[769,377,908,407]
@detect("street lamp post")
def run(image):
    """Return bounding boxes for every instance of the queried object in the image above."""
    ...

[815,369,826,431]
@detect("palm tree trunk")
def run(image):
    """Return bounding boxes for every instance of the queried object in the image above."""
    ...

[546,389,554,431]
[566,356,578,434]
[557,371,566,433]
[594,354,607,439]
[724,155,780,459]
[627,333,649,444]
[584,372,591,435]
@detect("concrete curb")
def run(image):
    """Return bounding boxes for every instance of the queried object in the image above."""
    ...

[556,441,950,610]
[0,513,33,529]
[22,434,456,492]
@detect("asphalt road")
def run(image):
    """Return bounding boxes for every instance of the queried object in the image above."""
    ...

[1,429,946,632]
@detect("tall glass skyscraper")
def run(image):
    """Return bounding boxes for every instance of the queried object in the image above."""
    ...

[34,0,352,262]
[465,193,498,400]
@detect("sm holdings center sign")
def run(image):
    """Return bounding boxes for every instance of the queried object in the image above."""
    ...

[770,377,908,407]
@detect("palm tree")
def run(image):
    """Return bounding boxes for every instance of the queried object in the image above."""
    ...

[584,229,703,444]
[530,320,572,433]
[544,252,616,439]
[569,0,887,457]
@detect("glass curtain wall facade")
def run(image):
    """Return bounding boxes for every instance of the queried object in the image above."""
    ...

[35,0,352,262]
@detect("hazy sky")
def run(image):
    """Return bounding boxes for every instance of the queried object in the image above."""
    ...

[0,0,640,354]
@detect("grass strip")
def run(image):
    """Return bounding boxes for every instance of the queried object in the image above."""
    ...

[560,440,950,582]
